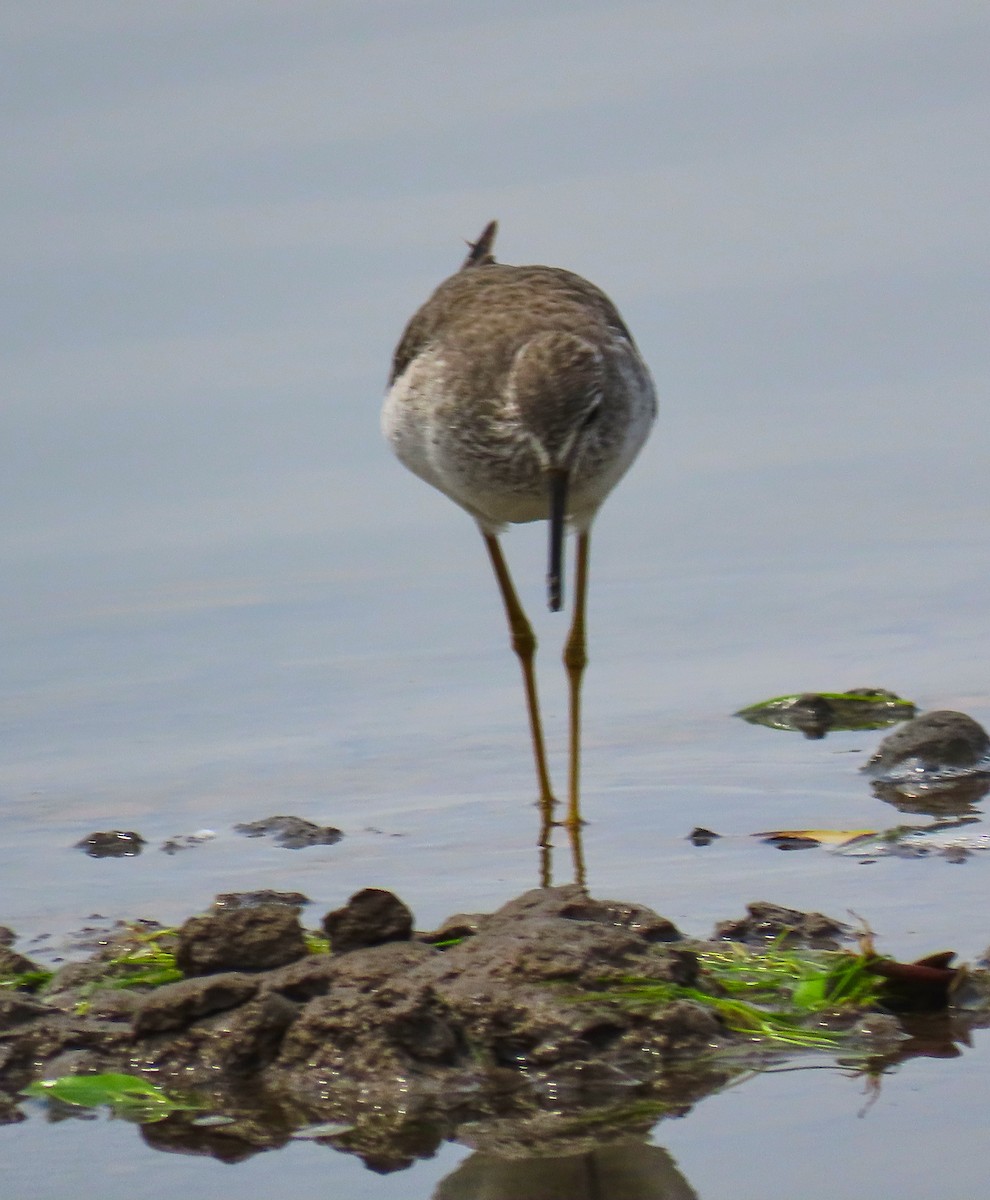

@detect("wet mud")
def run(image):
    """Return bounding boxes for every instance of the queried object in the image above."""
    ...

[3,885,990,1172]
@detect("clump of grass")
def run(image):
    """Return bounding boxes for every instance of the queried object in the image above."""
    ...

[103,928,183,989]
[429,935,469,949]
[582,944,884,1051]
[0,968,54,993]
[697,943,883,1012]
[304,931,331,955]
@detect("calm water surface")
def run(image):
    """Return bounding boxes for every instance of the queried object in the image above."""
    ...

[4,3,990,1196]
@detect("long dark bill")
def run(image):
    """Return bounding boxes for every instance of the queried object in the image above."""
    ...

[547,468,569,612]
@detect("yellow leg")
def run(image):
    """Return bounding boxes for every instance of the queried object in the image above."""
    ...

[568,821,587,891]
[483,533,558,847]
[562,530,590,832]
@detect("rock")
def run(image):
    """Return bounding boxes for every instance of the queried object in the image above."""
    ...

[275,941,447,1078]
[196,992,300,1073]
[322,888,414,954]
[556,893,681,943]
[262,953,340,1002]
[176,905,308,975]
[211,890,311,913]
[2,884,935,1162]
[0,994,50,1028]
[713,901,849,949]
[0,946,43,979]
[233,815,343,849]
[84,990,141,1022]
[74,830,145,857]
[279,888,701,1093]
[687,827,720,846]
[130,973,260,1035]
[419,915,485,946]
[159,829,216,855]
[865,710,990,776]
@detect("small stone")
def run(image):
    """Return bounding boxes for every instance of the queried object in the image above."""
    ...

[558,895,681,943]
[74,830,145,857]
[322,889,414,954]
[233,815,343,849]
[688,827,720,846]
[714,901,849,948]
[865,710,990,776]
[176,905,308,976]
[211,890,311,913]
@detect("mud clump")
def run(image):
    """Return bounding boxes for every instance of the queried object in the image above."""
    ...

[176,905,309,975]
[233,815,343,849]
[0,886,913,1167]
[713,901,849,949]
[322,887,414,953]
[74,830,146,857]
[0,889,712,1104]
[211,891,311,913]
[865,710,990,777]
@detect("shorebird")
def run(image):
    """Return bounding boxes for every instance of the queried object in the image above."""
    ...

[382,222,656,835]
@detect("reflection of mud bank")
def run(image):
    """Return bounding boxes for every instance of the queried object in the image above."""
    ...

[2,887,988,1171]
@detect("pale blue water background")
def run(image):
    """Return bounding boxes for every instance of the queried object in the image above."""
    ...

[2,4,990,1196]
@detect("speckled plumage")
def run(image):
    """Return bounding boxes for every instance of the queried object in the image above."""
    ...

[384,245,656,536]
[380,222,657,847]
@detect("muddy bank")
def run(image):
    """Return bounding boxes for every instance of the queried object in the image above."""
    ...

[2,887,988,1169]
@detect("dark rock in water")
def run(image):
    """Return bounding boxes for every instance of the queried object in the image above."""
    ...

[212,890,311,913]
[322,888,414,954]
[159,830,215,855]
[176,905,308,976]
[864,710,990,777]
[233,815,343,849]
[74,830,145,857]
[687,826,720,846]
[713,901,849,949]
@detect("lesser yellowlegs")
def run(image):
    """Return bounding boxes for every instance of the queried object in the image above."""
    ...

[382,222,656,835]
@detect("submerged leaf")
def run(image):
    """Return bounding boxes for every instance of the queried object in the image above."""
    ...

[22,1072,200,1120]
